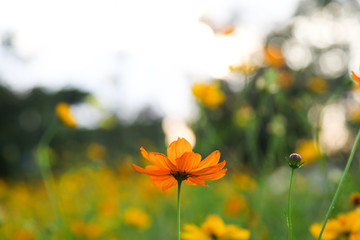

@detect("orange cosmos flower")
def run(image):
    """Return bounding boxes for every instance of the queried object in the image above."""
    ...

[132,138,227,190]
[353,66,360,84]
[264,46,285,68]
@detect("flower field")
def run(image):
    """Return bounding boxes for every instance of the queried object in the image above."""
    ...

[1,152,360,239]
[1,1,360,240]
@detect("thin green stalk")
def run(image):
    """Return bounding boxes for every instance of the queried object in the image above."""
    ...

[288,168,295,240]
[317,129,360,240]
[36,119,67,235]
[177,180,182,240]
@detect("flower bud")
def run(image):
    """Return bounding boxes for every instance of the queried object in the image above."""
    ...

[288,153,304,169]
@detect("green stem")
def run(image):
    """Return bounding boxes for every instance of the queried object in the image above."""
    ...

[288,168,295,240]
[177,180,182,240]
[36,119,65,234]
[317,129,360,240]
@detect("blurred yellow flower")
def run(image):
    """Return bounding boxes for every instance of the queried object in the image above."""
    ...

[264,46,285,68]
[83,223,102,239]
[310,210,360,240]
[98,199,118,217]
[55,102,76,127]
[192,82,226,108]
[307,77,328,94]
[182,215,250,240]
[310,219,343,240]
[229,63,257,75]
[234,104,254,128]
[276,71,293,89]
[70,220,86,237]
[232,173,257,192]
[70,220,102,239]
[124,207,151,229]
[224,194,247,216]
[295,140,321,165]
[86,143,107,161]
[348,106,360,122]
[14,229,34,240]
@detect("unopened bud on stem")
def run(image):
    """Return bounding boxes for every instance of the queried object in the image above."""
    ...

[288,153,304,169]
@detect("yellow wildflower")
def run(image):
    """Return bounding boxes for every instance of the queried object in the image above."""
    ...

[83,223,102,239]
[348,106,360,122]
[264,46,285,68]
[192,82,226,108]
[55,102,76,127]
[98,199,118,217]
[14,229,34,240]
[276,71,293,89]
[224,194,247,216]
[310,219,343,240]
[232,173,257,192]
[234,104,254,128]
[182,215,250,240]
[124,207,151,229]
[86,143,107,161]
[70,220,102,239]
[310,210,360,240]
[229,63,257,75]
[307,77,328,94]
[70,220,86,237]
[295,140,321,165]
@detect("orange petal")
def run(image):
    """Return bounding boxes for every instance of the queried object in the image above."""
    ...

[197,150,220,169]
[148,153,176,170]
[140,148,176,170]
[161,177,177,190]
[185,176,208,186]
[140,147,150,159]
[191,160,226,175]
[150,175,173,186]
[176,152,202,172]
[197,168,227,180]
[352,71,360,84]
[167,138,193,163]
[132,164,171,176]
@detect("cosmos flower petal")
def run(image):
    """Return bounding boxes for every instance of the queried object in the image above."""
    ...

[149,175,174,186]
[140,148,175,170]
[140,147,150,160]
[167,138,193,163]
[352,71,360,84]
[191,160,226,175]
[197,169,227,181]
[183,178,197,185]
[198,150,220,169]
[131,164,171,176]
[176,152,202,172]
[161,177,177,190]
[148,153,176,171]
[186,177,208,187]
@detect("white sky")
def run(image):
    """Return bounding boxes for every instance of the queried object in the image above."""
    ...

[0,0,300,121]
